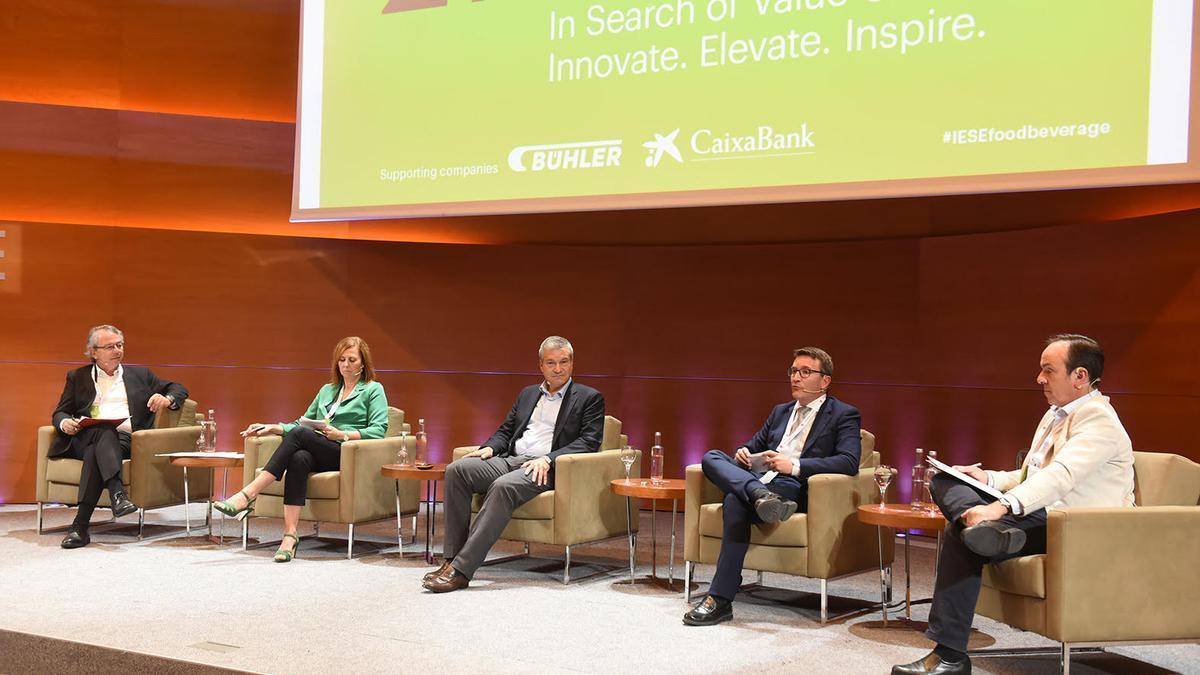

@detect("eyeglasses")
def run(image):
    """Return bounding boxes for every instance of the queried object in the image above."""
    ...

[788,367,826,379]
[94,342,124,352]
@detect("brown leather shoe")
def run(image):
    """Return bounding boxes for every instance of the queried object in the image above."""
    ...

[423,559,454,583]
[423,568,470,593]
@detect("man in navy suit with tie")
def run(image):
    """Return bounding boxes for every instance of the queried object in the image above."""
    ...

[684,346,862,625]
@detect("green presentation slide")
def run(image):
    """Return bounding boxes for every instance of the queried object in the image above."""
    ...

[296,0,1191,215]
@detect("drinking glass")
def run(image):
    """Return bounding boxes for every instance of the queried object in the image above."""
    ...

[874,464,895,506]
[396,430,411,467]
[620,445,637,483]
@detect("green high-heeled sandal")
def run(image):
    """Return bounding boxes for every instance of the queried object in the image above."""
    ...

[213,490,255,521]
[273,533,300,563]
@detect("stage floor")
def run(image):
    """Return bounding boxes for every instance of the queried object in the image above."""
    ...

[1,504,1195,674]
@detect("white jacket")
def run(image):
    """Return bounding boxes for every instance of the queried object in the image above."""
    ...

[988,394,1134,513]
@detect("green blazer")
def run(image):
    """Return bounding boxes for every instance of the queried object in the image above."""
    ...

[281,379,389,440]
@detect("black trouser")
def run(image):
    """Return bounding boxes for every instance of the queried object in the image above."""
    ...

[700,449,807,601]
[64,426,132,528]
[262,426,341,506]
[926,473,1048,652]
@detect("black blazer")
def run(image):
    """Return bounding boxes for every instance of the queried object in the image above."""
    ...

[481,381,606,464]
[49,364,188,457]
[743,395,862,480]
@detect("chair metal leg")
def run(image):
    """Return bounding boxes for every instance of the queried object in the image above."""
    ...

[395,482,403,549]
[36,503,44,535]
[314,522,320,537]
[756,570,764,585]
[138,508,145,540]
[183,465,191,536]
[563,545,572,585]
[411,514,417,545]
[624,496,636,583]
[524,542,530,555]
[1061,643,1070,675]
[242,517,248,551]
[820,578,828,625]
[347,523,355,559]
[684,561,693,603]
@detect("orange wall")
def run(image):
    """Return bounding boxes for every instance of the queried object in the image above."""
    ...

[2,217,1197,502]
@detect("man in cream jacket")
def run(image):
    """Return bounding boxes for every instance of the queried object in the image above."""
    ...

[893,334,1134,675]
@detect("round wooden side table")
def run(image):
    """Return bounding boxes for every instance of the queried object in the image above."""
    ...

[610,478,687,591]
[166,454,244,544]
[857,503,947,625]
[381,463,446,564]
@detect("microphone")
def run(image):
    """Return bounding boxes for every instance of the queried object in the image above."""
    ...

[797,384,828,394]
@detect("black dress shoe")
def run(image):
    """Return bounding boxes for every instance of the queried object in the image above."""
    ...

[423,559,454,583]
[110,491,138,519]
[892,651,971,674]
[753,492,798,523]
[682,595,733,626]
[61,528,90,549]
[423,568,470,593]
[962,520,1026,557]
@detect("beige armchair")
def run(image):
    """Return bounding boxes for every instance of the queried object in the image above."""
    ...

[449,415,630,583]
[975,451,1200,672]
[683,429,894,624]
[240,406,419,558]
[36,399,208,538]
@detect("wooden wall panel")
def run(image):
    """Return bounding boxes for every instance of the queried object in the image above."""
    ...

[2,217,1196,503]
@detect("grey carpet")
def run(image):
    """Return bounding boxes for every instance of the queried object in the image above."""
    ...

[1,504,1195,674]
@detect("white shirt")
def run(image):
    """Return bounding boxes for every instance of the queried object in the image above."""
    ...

[513,379,570,459]
[93,364,133,433]
[777,395,825,478]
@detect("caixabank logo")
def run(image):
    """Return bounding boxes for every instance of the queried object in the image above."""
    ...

[640,123,817,168]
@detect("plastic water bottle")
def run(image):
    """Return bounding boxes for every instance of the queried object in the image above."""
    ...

[204,409,217,452]
[650,432,665,486]
[415,418,428,464]
[910,448,925,510]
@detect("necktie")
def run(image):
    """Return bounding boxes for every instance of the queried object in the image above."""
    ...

[781,405,810,454]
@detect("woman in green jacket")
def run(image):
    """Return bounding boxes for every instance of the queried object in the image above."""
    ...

[215,336,389,561]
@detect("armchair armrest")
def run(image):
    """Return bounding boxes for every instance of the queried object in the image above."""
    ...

[128,426,206,506]
[451,446,480,462]
[36,426,56,503]
[243,435,283,484]
[684,464,724,561]
[551,448,639,545]
[338,436,403,523]
[1045,506,1200,642]
[805,469,894,578]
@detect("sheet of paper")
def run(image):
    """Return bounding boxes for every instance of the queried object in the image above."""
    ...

[298,417,328,431]
[926,456,1005,501]
[749,452,769,473]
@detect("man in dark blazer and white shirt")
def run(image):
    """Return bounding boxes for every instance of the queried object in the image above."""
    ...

[423,336,605,592]
[684,346,862,625]
[51,325,188,549]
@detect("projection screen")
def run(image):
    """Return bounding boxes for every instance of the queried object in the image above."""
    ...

[292,0,1200,220]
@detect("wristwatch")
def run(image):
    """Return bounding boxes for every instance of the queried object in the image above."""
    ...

[342,431,350,442]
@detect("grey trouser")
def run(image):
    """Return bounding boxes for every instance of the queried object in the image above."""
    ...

[442,454,552,578]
